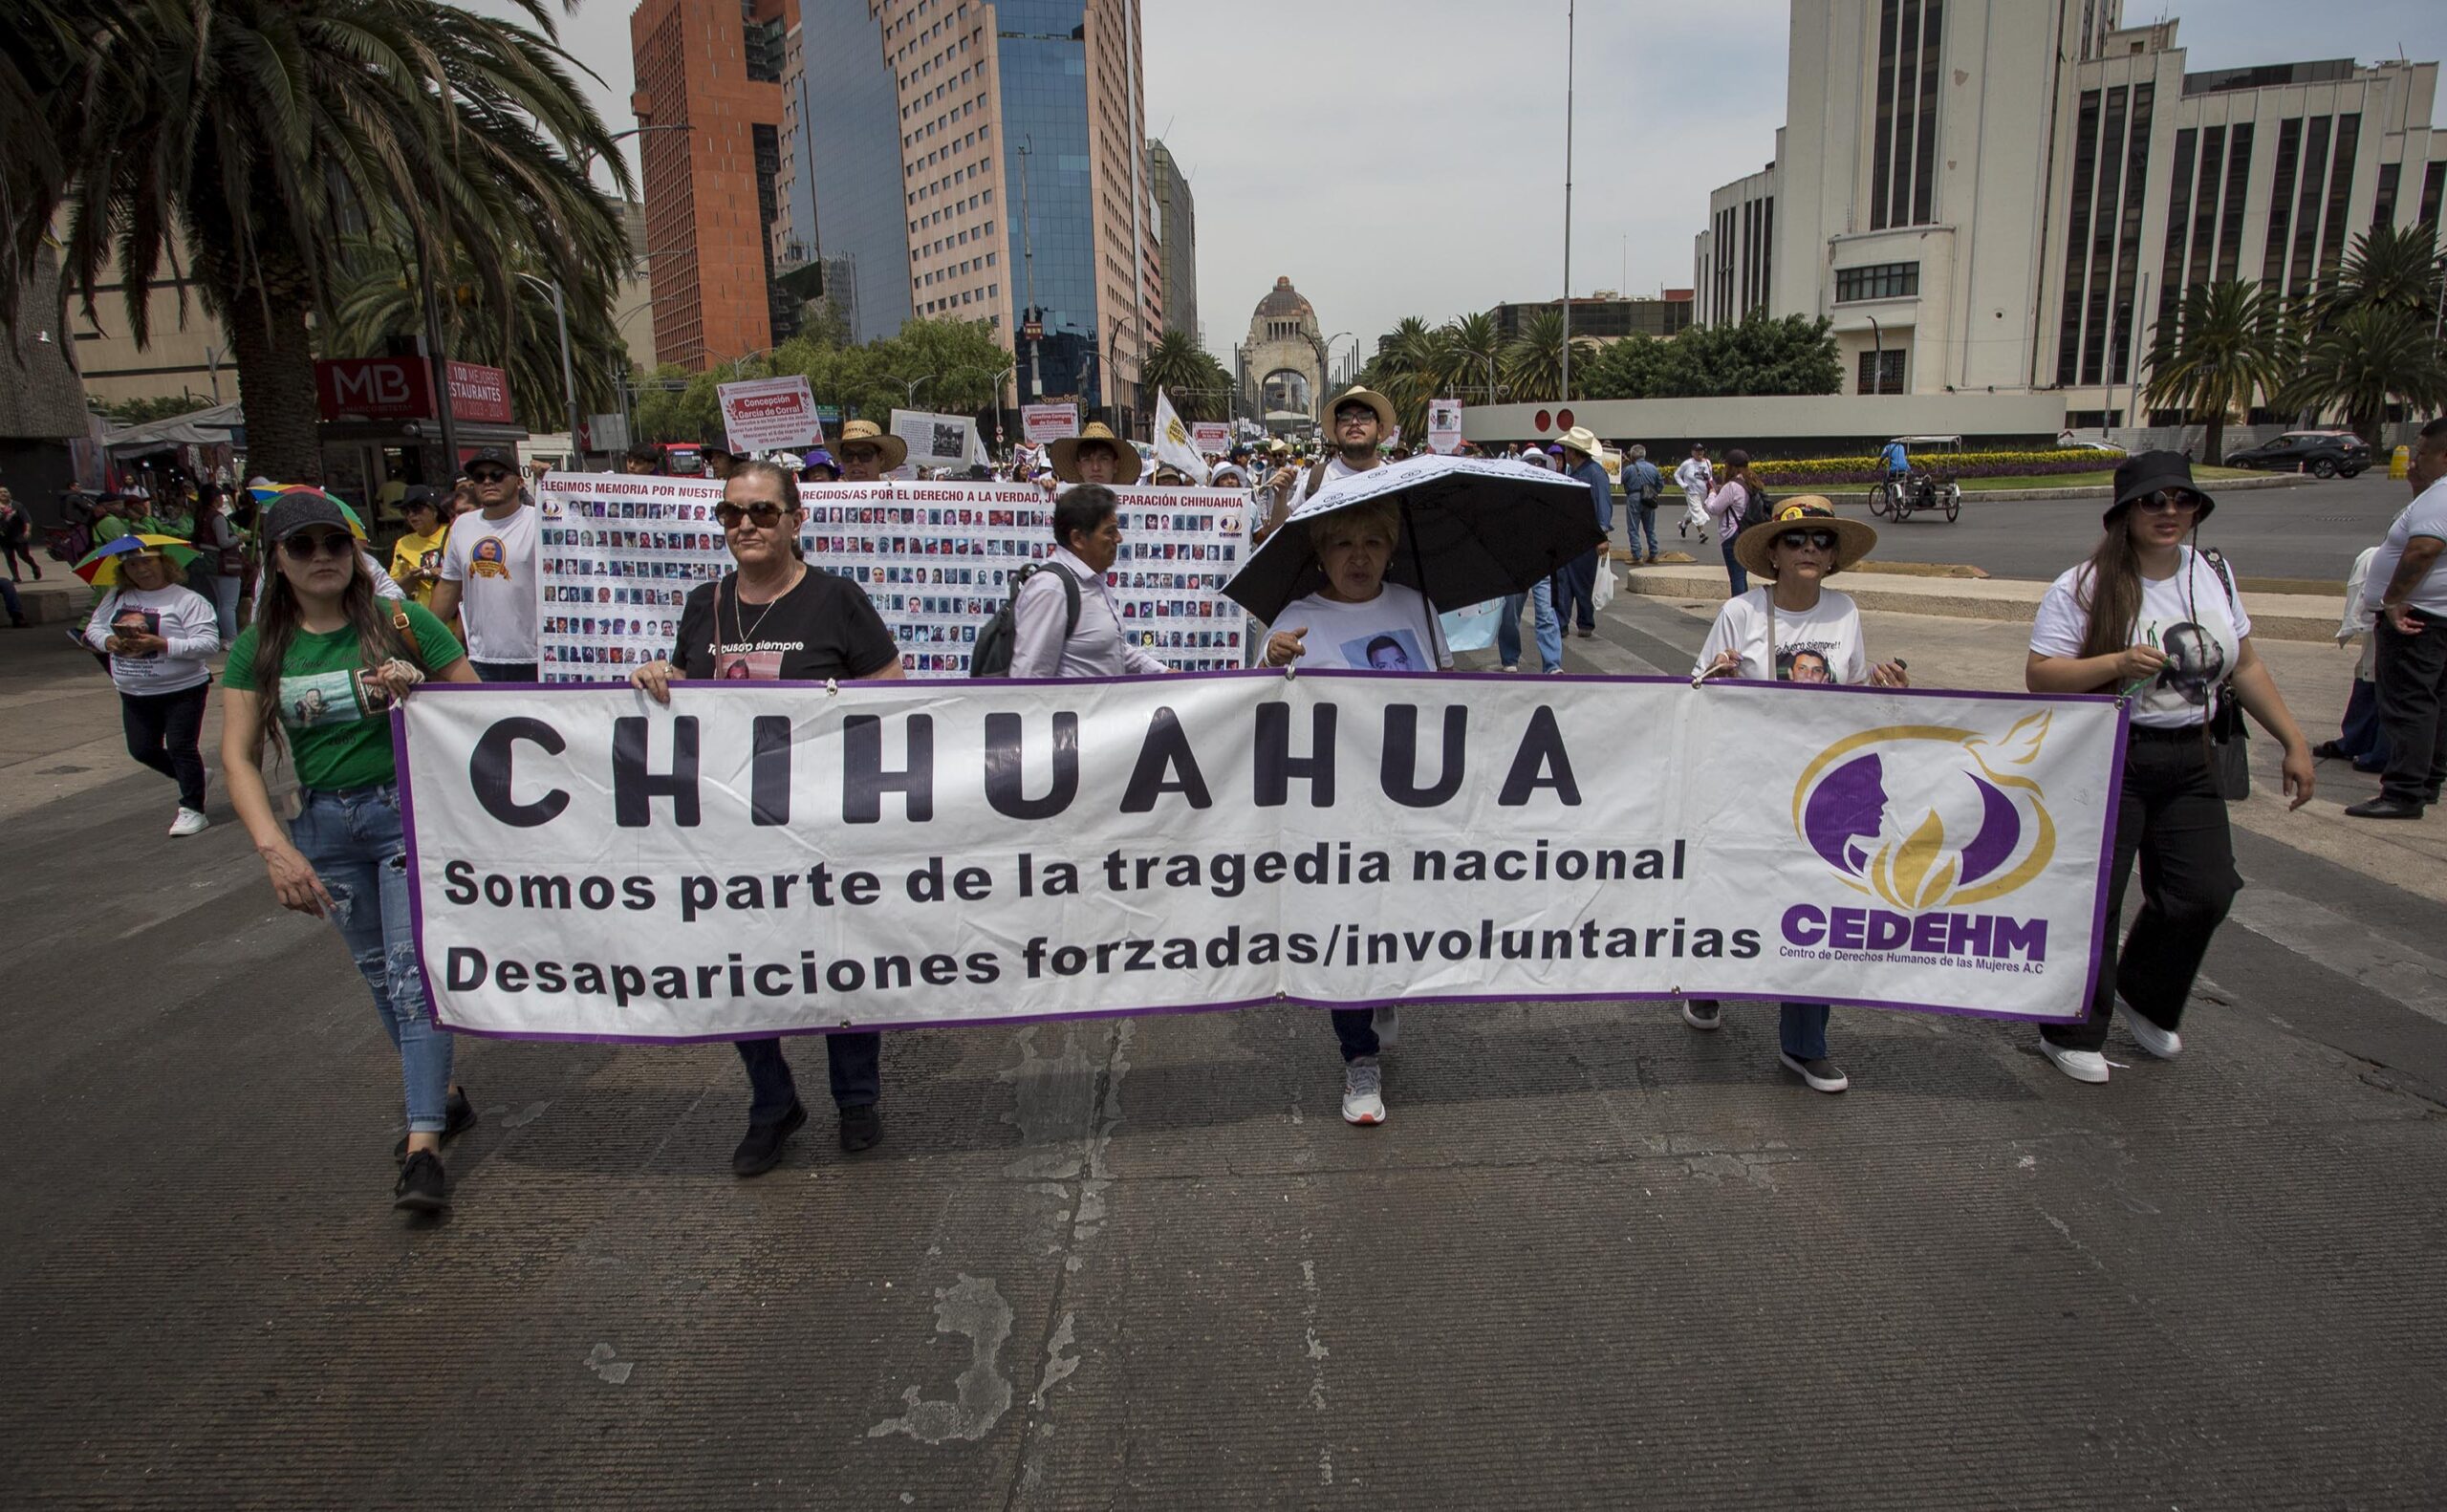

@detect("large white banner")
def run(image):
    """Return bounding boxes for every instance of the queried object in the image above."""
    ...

[534,474,1249,680]
[396,674,2127,1041]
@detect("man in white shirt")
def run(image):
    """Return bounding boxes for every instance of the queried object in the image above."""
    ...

[429,446,541,681]
[1008,485,1169,679]
[2349,416,2447,820]
[1250,387,1395,544]
[1673,443,1715,540]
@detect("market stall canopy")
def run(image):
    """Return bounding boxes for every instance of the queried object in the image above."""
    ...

[103,401,243,455]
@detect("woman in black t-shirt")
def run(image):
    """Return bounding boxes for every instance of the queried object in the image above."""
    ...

[630,460,903,1178]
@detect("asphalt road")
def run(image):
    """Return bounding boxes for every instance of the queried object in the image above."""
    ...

[1631,469,2416,585]
[5,595,2446,1507]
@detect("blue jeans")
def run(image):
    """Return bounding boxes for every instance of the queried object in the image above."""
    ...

[1497,579,1562,671]
[472,659,541,683]
[2336,677,2389,767]
[1556,553,1598,631]
[0,575,22,623]
[1779,1003,1830,1059]
[737,1033,882,1124]
[289,784,454,1134]
[1720,536,1749,596]
[193,572,243,642]
[1631,504,1659,558]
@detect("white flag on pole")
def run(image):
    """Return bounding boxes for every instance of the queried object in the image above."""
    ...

[1152,389,1211,485]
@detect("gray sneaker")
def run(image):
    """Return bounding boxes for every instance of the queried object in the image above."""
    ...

[1341,1056,1386,1125]
[1371,1004,1400,1049]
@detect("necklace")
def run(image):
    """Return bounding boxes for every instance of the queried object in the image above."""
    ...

[726,563,802,649]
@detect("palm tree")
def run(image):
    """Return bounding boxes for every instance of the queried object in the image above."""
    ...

[1502,307,1595,402]
[25,0,631,481]
[2283,304,2447,450]
[2143,280,2293,464]
[1444,310,1505,404]
[1139,329,1232,421]
[2316,223,2446,321]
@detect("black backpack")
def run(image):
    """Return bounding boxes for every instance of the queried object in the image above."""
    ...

[969,561,1080,677]
[1739,477,1777,529]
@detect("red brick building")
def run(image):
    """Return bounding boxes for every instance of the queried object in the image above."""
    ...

[630,0,798,370]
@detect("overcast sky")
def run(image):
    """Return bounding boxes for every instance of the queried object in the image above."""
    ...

[493,0,2447,356]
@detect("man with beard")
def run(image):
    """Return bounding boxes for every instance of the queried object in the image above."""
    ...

[1250,387,1397,545]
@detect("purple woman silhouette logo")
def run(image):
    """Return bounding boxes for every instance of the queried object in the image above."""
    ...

[1792,713,2060,913]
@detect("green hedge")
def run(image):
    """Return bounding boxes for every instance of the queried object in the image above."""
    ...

[1751,449,2112,485]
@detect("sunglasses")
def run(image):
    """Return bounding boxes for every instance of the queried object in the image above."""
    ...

[713,501,790,529]
[1775,528,1841,551]
[2135,489,2202,514]
[281,530,356,560]
[466,467,512,485]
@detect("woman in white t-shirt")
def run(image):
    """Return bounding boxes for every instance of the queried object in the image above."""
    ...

[82,543,223,836]
[1689,500,1906,1094]
[1258,498,1448,1129]
[2025,452,2314,1085]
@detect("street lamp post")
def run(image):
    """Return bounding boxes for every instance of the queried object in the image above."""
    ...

[1017,137,1041,400]
[1562,0,1578,401]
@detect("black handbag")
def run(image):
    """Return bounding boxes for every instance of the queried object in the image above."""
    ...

[2201,549,2247,801]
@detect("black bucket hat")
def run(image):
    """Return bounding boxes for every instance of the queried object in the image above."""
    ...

[2105,449,2216,526]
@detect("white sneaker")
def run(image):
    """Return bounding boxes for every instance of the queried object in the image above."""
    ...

[168,807,208,837]
[1341,1056,1386,1125]
[2038,1037,2111,1084]
[1371,1004,1400,1049]
[1499,663,1520,673]
[2120,999,2182,1059]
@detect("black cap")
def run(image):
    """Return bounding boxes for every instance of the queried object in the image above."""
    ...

[703,438,739,460]
[459,445,516,476]
[2106,449,2216,525]
[1228,443,1252,459]
[264,488,352,544]
[400,485,441,511]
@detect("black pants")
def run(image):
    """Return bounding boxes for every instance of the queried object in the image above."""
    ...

[1330,1009,1378,1063]
[736,1032,881,1125]
[2,539,37,580]
[2373,608,2447,807]
[120,682,209,810]
[2045,726,2241,1051]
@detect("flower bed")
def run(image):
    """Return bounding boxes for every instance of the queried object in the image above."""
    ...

[1751,449,2111,486]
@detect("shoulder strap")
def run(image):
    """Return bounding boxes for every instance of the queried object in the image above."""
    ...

[1304,458,1331,501]
[2200,547,2239,609]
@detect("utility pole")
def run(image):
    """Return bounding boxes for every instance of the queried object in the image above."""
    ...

[1560,0,1576,403]
[1018,136,1041,400]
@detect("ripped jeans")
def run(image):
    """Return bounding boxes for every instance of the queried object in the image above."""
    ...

[290,783,454,1134]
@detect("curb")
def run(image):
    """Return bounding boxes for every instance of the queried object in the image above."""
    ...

[1799,473,2318,505]
[1616,567,2343,643]
[12,579,94,626]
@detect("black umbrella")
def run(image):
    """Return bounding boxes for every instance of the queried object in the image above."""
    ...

[1220,454,1606,625]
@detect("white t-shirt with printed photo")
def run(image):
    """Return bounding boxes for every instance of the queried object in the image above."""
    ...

[1269,582,1453,671]
[2029,546,2251,729]
[439,505,540,661]
[1695,588,1870,684]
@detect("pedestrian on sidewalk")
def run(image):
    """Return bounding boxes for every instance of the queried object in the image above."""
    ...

[82,543,221,836]
[1703,450,1759,596]
[1685,500,1904,1093]
[2025,451,2315,1084]
[186,486,245,642]
[0,486,41,581]
[221,489,480,1213]
[630,459,905,1177]
[1674,443,1713,541]
[429,447,540,681]
[386,487,450,612]
[2347,417,2447,821]
[1623,445,1663,563]
[2311,545,2390,774]
[1555,427,1612,637]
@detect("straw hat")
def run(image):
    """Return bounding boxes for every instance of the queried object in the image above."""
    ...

[1558,425,1603,459]
[1320,386,1397,433]
[1047,421,1142,485]
[1733,497,1879,581]
[835,419,908,470]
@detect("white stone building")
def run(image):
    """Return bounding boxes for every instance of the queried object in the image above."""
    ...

[1695,1,2447,424]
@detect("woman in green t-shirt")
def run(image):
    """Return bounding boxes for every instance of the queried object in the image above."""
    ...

[221,490,480,1215]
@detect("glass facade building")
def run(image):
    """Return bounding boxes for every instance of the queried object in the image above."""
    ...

[799,1,915,344]
[996,2,1102,406]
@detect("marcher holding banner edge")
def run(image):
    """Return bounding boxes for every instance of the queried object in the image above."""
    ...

[630,458,908,1176]
[2025,451,2313,1084]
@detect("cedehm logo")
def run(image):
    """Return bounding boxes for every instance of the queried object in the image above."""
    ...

[1781,712,2057,965]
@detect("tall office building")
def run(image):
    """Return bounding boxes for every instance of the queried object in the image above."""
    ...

[770,0,1161,417]
[1695,1,2447,421]
[1150,138,1198,348]
[630,0,800,370]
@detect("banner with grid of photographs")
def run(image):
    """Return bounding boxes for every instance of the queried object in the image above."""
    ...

[535,474,1251,680]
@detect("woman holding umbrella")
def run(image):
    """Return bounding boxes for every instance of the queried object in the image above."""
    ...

[78,534,222,835]
[1685,499,1909,1094]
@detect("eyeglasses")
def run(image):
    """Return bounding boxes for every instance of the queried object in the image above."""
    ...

[466,467,512,485]
[2136,489,2202,514]
[714,501,790,529]
[1775,529,1841,551]
[1335,409,1374,424]
[281,530,356,560]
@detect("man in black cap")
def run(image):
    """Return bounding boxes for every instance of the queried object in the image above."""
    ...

[430,446,540,680]
[703,441,740,482]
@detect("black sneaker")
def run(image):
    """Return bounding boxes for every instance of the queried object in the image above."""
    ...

[2345,796,2425,820]
[395,1086,477,1163]
[394,1151,449,1212]
[839,1102,882,1153]
[732,1101,807,1177]
[1681,999,1722,1030]
[1779,1052,1851,1093]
